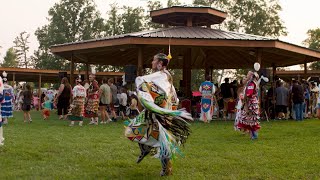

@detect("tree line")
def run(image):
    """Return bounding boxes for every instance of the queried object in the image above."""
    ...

[1,0,319,88]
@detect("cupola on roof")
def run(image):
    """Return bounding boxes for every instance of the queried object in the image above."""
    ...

[150,5,227,27]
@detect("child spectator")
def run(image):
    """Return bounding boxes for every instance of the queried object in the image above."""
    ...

[42,96,52,120]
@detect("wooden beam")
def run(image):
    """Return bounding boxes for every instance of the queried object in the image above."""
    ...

[70,54,74,87]
[85,63,89,81]
[304,57,308,79]
[138,46,143,76]
[272,63,276,82]
[187,16,193,27]
[183,48,192,97]
[38,74,42,111]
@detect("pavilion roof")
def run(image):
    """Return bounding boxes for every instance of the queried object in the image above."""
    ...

[51,26,320,69]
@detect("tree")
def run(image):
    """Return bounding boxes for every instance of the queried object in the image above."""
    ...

[145,0,163,29]
[105,3,122,36]
[13,31,32,68]
[194,0,287,78]
[35,0,105,70]
[167,0,181,7]
[227,0,287,37]
[2,47,19,67]
[304,28,320,70]
[121,6,145,34]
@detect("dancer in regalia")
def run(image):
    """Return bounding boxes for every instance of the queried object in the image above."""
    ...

[68,75,87,126]
[0,76,5,145]
[1,71,14,125]
[199,76,215,123]
[124,53,192,176]
[237,65,261,139]
[84,71,100,125]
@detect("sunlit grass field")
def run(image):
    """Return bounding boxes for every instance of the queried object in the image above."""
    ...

[0,111,320,179]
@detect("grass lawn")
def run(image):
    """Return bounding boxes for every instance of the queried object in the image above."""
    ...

[0,111,320,179]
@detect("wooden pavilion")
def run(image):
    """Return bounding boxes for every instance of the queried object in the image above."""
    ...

[51,6,320,96]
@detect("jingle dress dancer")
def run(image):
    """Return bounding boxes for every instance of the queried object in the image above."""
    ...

[124,53,192,176]
[237,71,261,139]
[68,75,87,126]
[84,73,100,125]
[199,76,215,123]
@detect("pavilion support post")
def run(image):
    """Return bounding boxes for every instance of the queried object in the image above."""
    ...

[272,63,276,82]
[256,48,262,66]
[38,74,42,111]
[304,57,308,80]
[12,73,15,86]
[85,63,89,81]
[70,54,74,87]
[183,48,192,97]
[205,66,210,81]
[187,16,193,27]
[137,46,143,76]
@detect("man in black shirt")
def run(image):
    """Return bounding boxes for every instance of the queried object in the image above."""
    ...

[291,80,304,120]
[220,78,234,119]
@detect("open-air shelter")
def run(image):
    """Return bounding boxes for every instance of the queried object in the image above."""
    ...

[51,6,320,97]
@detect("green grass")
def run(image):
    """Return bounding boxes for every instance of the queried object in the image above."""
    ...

[1,111,320,179]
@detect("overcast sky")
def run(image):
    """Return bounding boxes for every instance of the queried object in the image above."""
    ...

[0,0,319,69]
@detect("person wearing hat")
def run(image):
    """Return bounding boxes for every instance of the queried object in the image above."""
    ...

[1,71,14,124]
[124,53,192,176]
[68,75,86,126]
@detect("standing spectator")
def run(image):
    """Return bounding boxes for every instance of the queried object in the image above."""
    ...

[275,81,289,119]
[22,84,33,123]
[99,77,112,124]
[85,73,100,125]
[108,78,118,121]
[56,77,72,120]
[119,87,128,120]
[41,92,46,106]
[220,78,234,120]
[291,80,304,121]
[310,82,319,117]
[128,93,139,119]
[1,71,14,124]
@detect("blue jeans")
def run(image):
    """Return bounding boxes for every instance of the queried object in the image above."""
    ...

[294,103,304,121]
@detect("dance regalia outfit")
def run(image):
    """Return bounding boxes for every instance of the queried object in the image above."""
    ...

[84,80,99,118]
[1,84,14,119]
[0,77,5,145]
[68,84,86,121]
[124,69,192,176]
[199,81,215,123]
[237,79,261,139]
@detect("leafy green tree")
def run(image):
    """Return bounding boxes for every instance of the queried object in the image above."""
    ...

[105,3,122,36]
[304,28,320,70]
[194,0,287,78]
[2,47,19,67]
[35,0,104,70]
[167,0,181,7]
[13,31,32,68]
[121,6,145,34]
[146,0,163,29]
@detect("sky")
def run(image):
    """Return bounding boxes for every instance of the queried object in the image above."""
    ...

[0,0,320,69]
